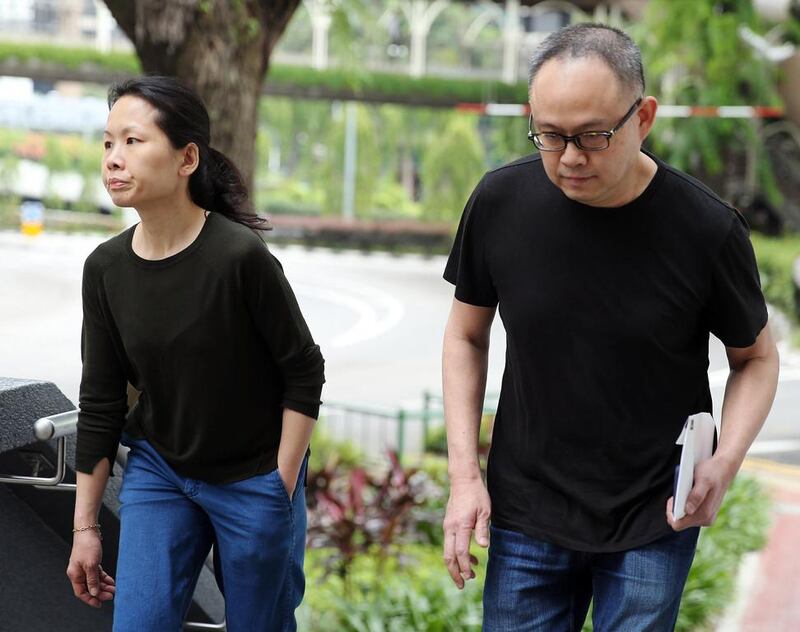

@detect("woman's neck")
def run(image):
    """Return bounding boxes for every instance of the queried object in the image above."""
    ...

[132,198,208,261]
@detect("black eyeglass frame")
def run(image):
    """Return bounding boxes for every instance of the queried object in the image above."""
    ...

[527,97,644,152]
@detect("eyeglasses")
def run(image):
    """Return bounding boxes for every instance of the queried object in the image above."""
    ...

[528,98,643,152]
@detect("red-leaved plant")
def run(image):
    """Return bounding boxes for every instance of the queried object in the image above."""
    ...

[306,450,442,584]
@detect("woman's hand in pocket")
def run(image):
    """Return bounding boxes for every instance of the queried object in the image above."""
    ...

[277,408,316,499]
[277,459,301,498]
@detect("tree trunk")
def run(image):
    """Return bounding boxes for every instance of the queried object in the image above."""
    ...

[102,0,300,199]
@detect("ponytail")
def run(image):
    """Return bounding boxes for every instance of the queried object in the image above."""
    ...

[190,146,270,231]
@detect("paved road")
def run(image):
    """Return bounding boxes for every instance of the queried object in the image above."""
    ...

[1,229,798,462]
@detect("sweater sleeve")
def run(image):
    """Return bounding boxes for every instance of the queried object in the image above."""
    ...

[75,255,129,475]
[242,242,325,419]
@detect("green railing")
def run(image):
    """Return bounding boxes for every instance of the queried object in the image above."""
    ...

[320,390,499,461]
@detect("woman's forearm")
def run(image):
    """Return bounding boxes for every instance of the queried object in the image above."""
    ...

[74,457,111,529]
[279,409,315,465]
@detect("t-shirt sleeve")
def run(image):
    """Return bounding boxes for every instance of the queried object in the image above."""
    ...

[705,213,768,348]
[76,256,129,475]
[243,242,325,419]
[443,178,498,308]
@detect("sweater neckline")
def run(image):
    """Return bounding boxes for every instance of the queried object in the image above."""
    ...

[126,212,214,268]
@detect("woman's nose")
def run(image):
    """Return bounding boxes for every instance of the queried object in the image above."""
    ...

[104,145,124,171]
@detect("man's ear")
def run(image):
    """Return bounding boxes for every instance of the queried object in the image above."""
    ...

[178,142,200,177]
[637,96,658,141]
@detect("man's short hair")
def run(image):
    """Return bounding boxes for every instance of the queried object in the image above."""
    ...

[528,23,645,98]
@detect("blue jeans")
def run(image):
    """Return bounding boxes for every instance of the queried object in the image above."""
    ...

[483,524,700,632]
[112,434,307,632]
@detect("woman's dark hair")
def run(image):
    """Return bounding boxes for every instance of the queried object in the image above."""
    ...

[108,75,269,231]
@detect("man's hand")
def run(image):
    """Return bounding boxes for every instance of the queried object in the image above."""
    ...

[668,325,779,529]
[441,298,495,588]
[66,531,116,608]
[666,453,737,531]
[443,477,491,589]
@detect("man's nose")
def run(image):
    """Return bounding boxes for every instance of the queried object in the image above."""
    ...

[559,140,587,167]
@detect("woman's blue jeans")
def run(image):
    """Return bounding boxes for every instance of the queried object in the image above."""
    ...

[483,524,700,632]
[112,434,307,632]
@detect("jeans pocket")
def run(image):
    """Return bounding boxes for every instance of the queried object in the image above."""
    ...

[268,467,296,512]
[273,456,309,504]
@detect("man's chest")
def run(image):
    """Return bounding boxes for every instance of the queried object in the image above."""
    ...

[485,218,712,345]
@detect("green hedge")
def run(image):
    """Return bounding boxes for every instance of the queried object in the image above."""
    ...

[266,64,527,104]
[0,42,527,105]
[0,41,140,73]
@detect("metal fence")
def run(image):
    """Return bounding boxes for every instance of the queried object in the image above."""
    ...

[319,390,499,461]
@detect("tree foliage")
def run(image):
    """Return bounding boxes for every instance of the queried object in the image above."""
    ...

[420,114,486,221]
[321,103,381,216]
[634,0,783,202]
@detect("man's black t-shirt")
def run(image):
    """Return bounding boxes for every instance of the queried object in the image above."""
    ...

[444,152,767,552]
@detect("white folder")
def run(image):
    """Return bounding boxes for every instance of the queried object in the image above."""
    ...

[673,412,717,520]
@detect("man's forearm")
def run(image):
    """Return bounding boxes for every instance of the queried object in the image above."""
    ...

[717,350,779,473]
[443,331,490,481]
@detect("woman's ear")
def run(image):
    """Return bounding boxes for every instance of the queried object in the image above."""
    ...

[178,142,200,177]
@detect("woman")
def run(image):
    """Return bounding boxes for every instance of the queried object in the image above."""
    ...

[66,76,325,632]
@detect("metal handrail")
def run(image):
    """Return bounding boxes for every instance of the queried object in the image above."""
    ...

[34,409,79,441]
[0,409,78,489]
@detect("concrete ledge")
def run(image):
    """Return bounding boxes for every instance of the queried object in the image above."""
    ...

[0,377,73,454]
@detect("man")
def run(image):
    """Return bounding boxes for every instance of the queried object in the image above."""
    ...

[441,23,779,631]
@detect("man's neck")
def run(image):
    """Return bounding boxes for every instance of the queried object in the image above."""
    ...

[628,151,658,203]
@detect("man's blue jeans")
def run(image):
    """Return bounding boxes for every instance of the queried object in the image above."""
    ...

[112,434,307,632]
[483,524,700,632]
